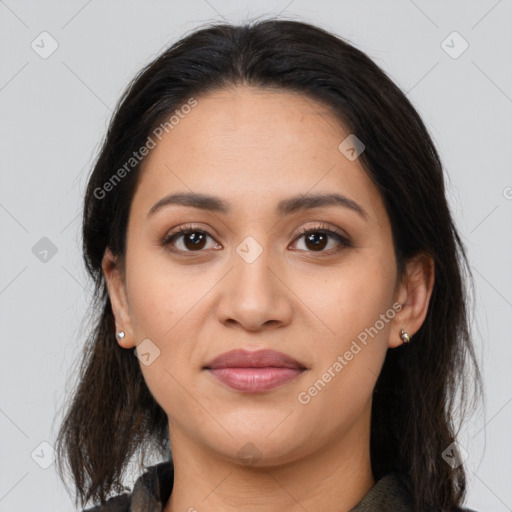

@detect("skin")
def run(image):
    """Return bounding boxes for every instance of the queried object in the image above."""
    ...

[102,86,434,512]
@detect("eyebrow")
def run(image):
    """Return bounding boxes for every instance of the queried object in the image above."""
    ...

[147,191,368,220]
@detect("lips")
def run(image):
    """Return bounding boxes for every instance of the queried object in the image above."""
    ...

[204,349,306,370]
[203,349,307,393]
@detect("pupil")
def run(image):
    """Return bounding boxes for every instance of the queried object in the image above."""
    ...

[185,232,206,250]
[306,232,326,251]
[181,232,328,252]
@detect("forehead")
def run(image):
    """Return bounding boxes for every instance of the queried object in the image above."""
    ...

[132,86,386,225]
[150,86,348,165]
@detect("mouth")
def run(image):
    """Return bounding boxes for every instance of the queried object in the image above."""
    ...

[203,349,307,393]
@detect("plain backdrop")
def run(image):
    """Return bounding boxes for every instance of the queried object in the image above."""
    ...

[1,1,511,511]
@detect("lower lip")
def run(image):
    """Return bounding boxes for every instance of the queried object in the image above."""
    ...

[206,367,304,392]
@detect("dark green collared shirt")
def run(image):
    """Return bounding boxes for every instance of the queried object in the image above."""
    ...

[83,460,477,511]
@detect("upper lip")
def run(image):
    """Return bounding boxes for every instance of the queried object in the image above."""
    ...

[204,349,306,370]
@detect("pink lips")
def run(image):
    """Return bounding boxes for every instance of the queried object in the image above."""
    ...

[204,349,307,393]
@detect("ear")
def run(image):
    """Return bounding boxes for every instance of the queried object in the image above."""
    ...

[102,247,136,349]
[388,252,435,349]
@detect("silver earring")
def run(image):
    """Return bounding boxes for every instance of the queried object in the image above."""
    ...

[116,331,125,340]
[400,329,410,344]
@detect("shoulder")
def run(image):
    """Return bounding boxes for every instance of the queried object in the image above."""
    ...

[350,472,481,512]
[82,460,173,512]
[82,492,131,511]
[350,472,413,511]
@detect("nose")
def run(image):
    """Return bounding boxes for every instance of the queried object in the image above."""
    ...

[215,246,293,332]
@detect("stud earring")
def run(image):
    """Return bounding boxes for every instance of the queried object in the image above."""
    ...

[400,329,410,344]
[116,331,126,340]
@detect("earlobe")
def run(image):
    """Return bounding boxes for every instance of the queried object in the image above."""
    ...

[101,248,136,349]
[388,253,435,349]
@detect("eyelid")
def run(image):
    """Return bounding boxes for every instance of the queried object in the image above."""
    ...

[291,221,350,242]
[160,223,220,250]
[161,221,352,253]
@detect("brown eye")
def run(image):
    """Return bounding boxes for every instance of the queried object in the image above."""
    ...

[161,226,220,252]
[291,224,351,254]
[180,231,208,250]
[161,223,351,255]
[303,231,329,251]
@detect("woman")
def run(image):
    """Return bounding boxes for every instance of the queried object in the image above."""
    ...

[55,18,482,512]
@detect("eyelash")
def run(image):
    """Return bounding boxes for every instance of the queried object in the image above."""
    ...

[160,222,352,256]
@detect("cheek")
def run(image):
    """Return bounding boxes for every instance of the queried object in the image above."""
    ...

[125,247,195,339]
[309,259,395,337]
[303,254,396,390]
[125,249,206,373]
[128,269,199,418]
[297,274,393,427]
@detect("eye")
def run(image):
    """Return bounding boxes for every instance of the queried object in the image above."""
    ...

[290,223,351,254]
[160,222,351,255]
[160,225,221,252]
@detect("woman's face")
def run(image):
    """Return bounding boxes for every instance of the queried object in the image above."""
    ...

[104,86,413,467]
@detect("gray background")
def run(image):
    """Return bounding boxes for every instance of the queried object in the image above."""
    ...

[1,1,511,510]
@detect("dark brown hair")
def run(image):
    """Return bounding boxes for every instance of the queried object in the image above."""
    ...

[55,17,483,511]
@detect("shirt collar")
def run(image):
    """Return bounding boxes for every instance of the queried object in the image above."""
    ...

[126,460,412,511]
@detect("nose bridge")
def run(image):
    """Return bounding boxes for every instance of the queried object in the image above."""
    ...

[233,234,279,301]
[215,233,291,330]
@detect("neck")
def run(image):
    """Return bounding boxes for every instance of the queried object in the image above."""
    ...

[164,406,375,512]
